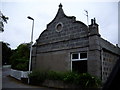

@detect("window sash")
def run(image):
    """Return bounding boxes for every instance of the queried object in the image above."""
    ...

[71,52,87,61]
[72,53,79,60]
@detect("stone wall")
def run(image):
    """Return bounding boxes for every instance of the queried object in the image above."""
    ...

[32,5,89,72]
[32,4,120,84]
[34,47,88,72]
[10,69,29,80]
[36,17,89,53]
[36,5,88,53]
[35,50,70,72]
[37,37,88,53]
[88,20,101,78]
[102,49,119,83]
[100,38,120,55]
[100,36,120,82]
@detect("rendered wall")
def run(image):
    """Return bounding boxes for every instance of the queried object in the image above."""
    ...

[35,50,70,72]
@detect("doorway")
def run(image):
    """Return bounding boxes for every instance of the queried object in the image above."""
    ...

[72,60,87,73]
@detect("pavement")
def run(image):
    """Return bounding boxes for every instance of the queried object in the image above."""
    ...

[2,65,57,90]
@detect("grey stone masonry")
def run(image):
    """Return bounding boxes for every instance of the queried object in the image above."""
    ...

[88,18,101,78]
[36,4,89,53]
[89,18,100,37]
[100,38,120,55]
[32,4,120,83]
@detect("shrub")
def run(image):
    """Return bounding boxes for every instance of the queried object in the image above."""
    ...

[10,43,30,71]
[78,73,101,88]
[47,71,64,80]
[11,59,29,71]
[63,71,77,84]
[28,71,47,85]
[28,71,101,88]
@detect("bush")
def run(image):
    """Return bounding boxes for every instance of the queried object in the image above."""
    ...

[28,71,47,85]
[11,59,29,71]
[78,73,101,88]
[28,71,101,88]
[63,71,77,84]
[10,43,30,71]
[47,71,64,80]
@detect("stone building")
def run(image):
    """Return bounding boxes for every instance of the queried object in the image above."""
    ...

[32,4,120,83]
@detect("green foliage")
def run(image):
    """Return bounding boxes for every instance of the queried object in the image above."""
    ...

[63,71,77,84]
[63,72,101,88]
[16,44,30,59]
[28,71,101,88]
[10,43,30,71]
[2,42,12,65]
[46,71,64,80]
[76,73,101,88]
[1,13,9,23]
[11,59,29,71]
[28,70,47,85]
[0,12,9,32]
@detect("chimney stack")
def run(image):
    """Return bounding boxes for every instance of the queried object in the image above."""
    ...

[93,18,96,24]
[91,19,94,25]
[89,18,100,36]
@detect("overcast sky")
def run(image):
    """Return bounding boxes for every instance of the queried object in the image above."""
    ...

[0,0,119,49]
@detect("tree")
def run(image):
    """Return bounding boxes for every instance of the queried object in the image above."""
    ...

[10,43,30,71]
[2,42,12,65]
[0,11,9,32]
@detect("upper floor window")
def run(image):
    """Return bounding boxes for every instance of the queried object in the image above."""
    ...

[72,53,79,59]
[71,52,87,61]
[80,53,87,59]
[55,22,63,32]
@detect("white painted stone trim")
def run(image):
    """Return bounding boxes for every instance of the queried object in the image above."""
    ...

[10,69,30,80]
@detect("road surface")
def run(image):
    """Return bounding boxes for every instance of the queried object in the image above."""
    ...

[2,65,57,90]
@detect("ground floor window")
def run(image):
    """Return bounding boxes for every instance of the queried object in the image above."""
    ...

[72,60,87,73]
[71,52,87,73]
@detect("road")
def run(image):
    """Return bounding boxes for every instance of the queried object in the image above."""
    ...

[2,65,57,90]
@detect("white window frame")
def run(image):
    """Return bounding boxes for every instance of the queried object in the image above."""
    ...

[55,22,63,32]
[70,52,88,71]
[80,52,88,60]
[71,53,80,61]
[71,52,87,61]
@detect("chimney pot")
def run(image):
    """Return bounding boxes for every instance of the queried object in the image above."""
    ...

[93,18,96,24]
[91,19,93,25]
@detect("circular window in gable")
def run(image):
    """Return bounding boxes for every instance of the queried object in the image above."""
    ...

[55,22,63,32]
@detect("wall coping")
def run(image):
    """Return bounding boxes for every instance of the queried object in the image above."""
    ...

[10,69,30,80]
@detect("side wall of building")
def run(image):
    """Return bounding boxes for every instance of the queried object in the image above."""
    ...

[35,50,70,72]
[34,47,88,72]
[100,38,120,83]
[102,49,119,83]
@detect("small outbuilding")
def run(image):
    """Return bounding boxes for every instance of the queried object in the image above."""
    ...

[32,4,120,83]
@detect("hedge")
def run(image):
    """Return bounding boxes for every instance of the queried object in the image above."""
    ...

[28,71,101,88]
